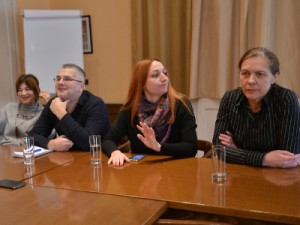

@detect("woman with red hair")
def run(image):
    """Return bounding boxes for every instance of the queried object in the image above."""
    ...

[103,58,197,166]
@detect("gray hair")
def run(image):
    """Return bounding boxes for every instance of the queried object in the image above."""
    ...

[62,63,86,82]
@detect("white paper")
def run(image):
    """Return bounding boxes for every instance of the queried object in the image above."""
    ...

[13,146,53,158]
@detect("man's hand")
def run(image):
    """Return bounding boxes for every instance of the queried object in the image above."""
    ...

[50,97,69,120]
[47,135,73,151]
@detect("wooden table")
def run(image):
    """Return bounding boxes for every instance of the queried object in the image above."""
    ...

[0,185,166,225]
[0,145,88,181]
[31,153,300,224]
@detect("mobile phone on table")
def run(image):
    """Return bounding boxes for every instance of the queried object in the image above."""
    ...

[0,179,26,190]
[130,154,146,162]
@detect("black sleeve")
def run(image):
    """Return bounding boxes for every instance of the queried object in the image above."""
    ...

[29,102,56,149]
[102,110,130,156]
[160,99,198,158]
[59,99,110,151]
[212,93,266,166]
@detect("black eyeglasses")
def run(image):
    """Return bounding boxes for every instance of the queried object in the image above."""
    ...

[53,76,82,83]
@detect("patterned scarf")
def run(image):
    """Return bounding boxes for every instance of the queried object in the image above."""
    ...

[137,93,171,143]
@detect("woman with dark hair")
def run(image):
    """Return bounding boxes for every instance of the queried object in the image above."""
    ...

[0,74,50,145]
[103,58,197,166]
[213,47,300,168]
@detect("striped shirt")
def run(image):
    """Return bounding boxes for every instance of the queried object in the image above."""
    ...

[213,84,300,167]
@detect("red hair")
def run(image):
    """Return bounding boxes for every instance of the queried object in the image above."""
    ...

[122,58,191,126]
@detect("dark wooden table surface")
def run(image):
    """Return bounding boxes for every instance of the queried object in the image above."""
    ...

[30,153,300,224]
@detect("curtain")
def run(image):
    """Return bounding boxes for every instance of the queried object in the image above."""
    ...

[190,0,300,99]
[131,0,192,95]
[0,0,20,106]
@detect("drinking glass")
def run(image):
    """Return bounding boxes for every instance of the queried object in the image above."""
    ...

[89,135,101,165]
[212,145,226,182]
[23,136,35,165]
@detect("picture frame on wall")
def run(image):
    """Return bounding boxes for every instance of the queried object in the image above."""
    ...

[82,15,93,54]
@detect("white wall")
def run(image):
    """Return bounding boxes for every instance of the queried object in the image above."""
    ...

[192,98,220,142]
[23,10,83,93]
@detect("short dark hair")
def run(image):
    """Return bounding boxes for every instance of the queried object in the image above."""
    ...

[238,47,280,76]
[16,74,40,101]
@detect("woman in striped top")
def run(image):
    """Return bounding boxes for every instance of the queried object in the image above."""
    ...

[213,47,300,168]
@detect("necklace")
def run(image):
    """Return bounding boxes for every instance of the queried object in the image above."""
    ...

[15,103,39,138]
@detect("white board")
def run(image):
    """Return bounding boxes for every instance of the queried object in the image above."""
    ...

[23,10,84,93]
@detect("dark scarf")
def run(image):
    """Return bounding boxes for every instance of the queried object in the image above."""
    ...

[137,93,171,143]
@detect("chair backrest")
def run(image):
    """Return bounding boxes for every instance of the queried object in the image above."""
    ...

[118,140,131,153]
[154,219,232,225]
[196,139,212,158]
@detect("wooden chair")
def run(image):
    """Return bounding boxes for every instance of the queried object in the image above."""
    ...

[154,219,231,225]
[118,139,131,153]
[196,139,212,158]
[154,208,232,225]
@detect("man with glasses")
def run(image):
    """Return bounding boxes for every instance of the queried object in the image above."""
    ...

[29,63,110,151]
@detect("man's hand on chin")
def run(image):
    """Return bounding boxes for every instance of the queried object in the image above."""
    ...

[50,97,69,120]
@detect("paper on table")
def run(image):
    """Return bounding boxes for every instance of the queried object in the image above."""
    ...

[13,146,53,158]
